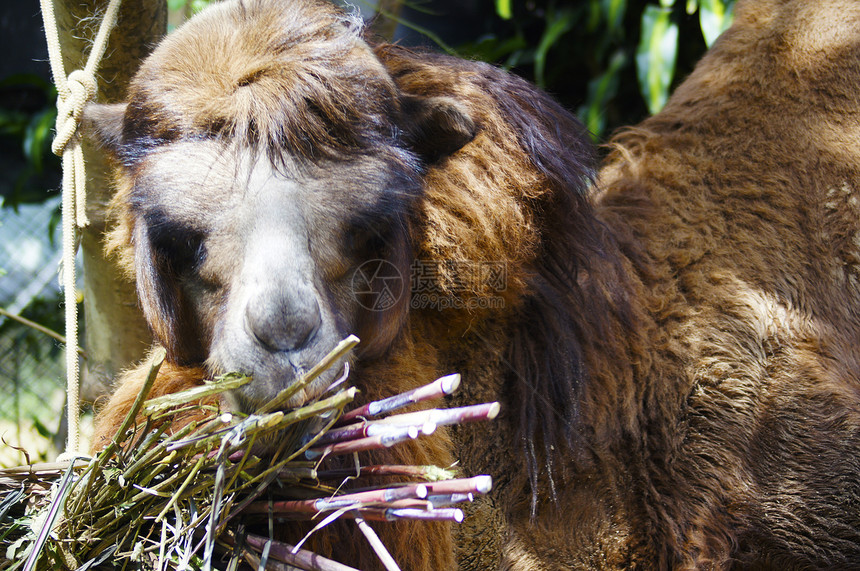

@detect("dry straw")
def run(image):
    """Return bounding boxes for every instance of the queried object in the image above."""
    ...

[0,336,498,570]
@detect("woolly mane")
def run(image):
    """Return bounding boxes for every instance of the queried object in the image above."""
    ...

[375,45,645,506]
[120,0,397,166]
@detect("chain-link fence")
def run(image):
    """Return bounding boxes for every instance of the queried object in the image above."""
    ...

[0,196,73,466]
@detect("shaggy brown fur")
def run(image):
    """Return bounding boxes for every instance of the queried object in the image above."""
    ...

[88,0,860,568]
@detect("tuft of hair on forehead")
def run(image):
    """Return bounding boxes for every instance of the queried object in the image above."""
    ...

[122,0,403,168]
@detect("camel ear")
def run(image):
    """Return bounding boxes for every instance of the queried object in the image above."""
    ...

[401,95,477,163]
[81,103,127,156]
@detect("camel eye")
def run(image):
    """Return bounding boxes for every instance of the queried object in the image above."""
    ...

[162,230,205,273]
[145,210,206,273]
[346,217,397,259]
[350,227,385,255]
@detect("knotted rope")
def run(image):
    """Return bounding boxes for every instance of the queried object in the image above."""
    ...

[40,0,123,459]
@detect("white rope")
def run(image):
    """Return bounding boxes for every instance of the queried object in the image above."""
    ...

[40,0,123,459]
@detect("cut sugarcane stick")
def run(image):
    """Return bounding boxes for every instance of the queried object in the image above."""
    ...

[318,402,499,446]
[337,373,461,425]
[305,425,425,459]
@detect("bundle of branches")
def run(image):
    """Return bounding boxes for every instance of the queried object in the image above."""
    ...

[0,336,498,570]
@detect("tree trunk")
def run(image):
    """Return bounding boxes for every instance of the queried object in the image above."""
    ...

[52,0,166,402]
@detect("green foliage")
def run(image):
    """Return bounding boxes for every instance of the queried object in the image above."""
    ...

[603,0,628,35]
[697,0,735,46]
[633,0,733,114]
[0,74,59,207]
[495,0,512,20]
[578,50,626,141]
[167,0,217,31]
[168,0,216,16]
[534,7,576,89]
[637,3,679,115]
[447,0,735,140]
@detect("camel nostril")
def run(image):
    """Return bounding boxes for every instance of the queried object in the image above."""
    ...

[245,292,322,352]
